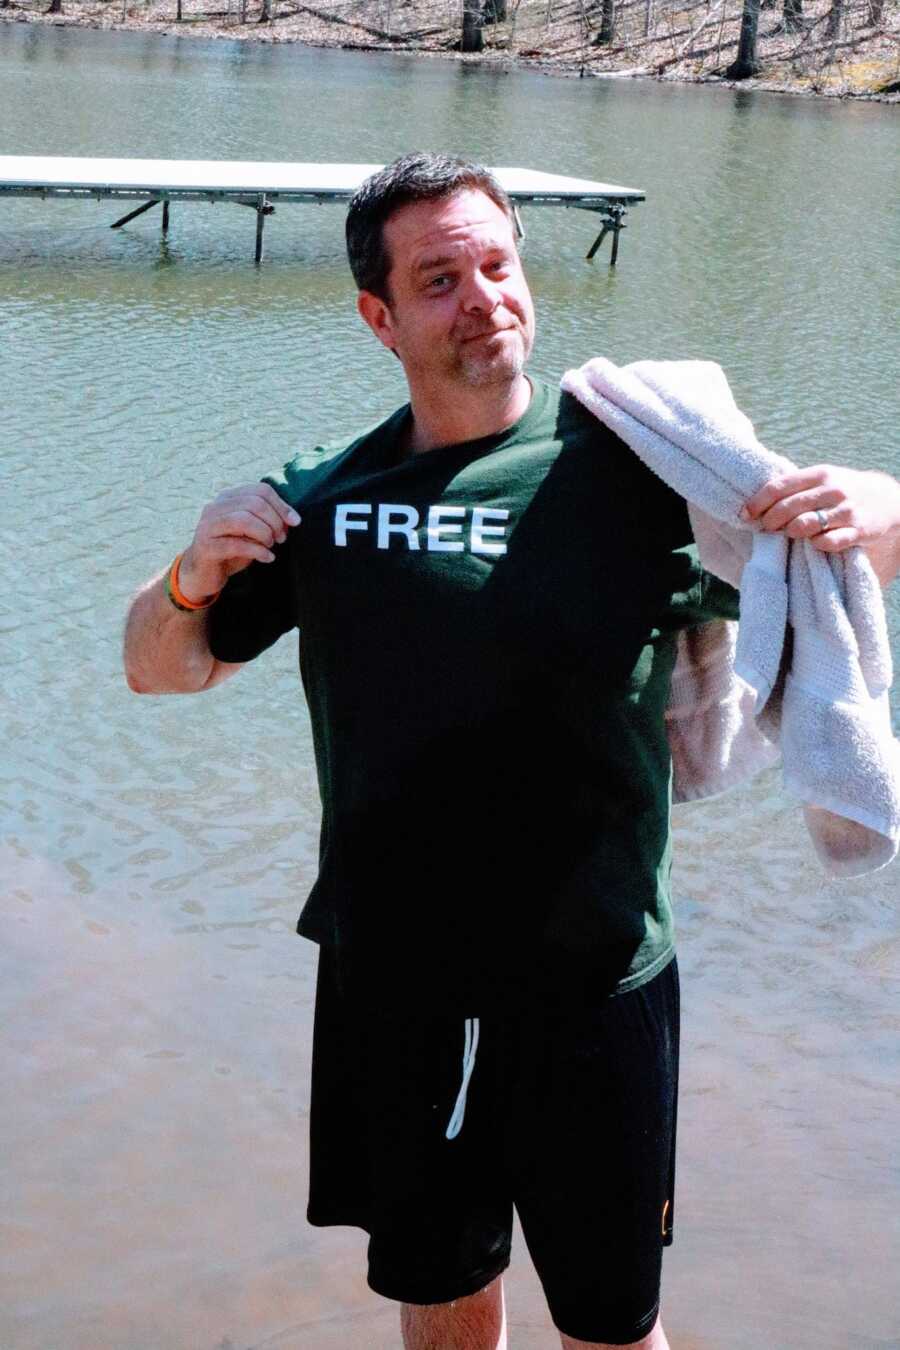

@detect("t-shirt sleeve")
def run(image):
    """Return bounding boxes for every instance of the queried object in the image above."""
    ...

[695,560,741,623]
[663,540,741,629]
[207,540,296,663]
[629,467,741,630]
[205,449,334,664]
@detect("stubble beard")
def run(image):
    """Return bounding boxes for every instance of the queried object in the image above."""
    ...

[455,327,530,389]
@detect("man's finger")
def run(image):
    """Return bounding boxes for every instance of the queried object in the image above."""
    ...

[755,487,845,533]
[740,466,827,520]
[254,483,301,527]
[782,511,834,540]
[221,496,292,543]
[204,536,276,564]
[208,508,282,549]
[216,483,300,528]
[810,526,860,553]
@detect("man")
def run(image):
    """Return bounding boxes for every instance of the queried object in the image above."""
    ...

[124,153,900,1350]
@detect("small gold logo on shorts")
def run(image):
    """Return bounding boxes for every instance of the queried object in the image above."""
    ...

[661,1199,671,1237]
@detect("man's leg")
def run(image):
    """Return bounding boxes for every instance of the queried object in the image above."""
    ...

[559,1313,671,1350]
[512,960,680,1350]
[401,1274,508,1350]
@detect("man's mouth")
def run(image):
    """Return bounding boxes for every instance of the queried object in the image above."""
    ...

[461,327,513,343]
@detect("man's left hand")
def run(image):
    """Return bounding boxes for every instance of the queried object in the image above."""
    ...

[740,465,900,584]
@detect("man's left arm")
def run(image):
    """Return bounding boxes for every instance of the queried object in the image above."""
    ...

[741,466,900,587]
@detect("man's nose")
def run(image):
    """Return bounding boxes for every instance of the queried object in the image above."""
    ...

[459,268,501,314]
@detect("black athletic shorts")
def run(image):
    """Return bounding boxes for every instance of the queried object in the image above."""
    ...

[307,948,679,1346]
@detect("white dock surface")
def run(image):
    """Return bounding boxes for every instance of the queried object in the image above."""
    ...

[0,156,644,202]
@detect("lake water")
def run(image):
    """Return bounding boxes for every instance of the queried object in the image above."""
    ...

[1,24,899,1350]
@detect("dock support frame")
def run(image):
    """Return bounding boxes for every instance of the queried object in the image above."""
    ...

[109,196,171,237]
[228,195,276,260]
[254,193,274,263]
[585,203,627,265]
[109,198,161,230]
[255,194,266,263]
[512,204,526,242]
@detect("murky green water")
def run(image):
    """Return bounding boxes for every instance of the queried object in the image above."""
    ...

[1,25,898,1350]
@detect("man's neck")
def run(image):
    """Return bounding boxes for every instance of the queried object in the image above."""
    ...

[405,374,533,455]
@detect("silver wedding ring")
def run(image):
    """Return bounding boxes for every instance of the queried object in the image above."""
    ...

[815,508,829,531]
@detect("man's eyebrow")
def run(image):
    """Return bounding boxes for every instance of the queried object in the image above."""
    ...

[414,241,511,274]
[414,253,459,274]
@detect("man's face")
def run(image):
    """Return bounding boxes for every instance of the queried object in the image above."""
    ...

[359,189,536,392]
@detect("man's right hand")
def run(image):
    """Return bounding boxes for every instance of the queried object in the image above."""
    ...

[178,483,301,604]
[124,483,301,695]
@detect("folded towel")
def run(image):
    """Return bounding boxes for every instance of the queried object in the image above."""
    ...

[561,357,900,878]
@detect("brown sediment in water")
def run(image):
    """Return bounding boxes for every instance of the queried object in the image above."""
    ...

[3,0,899,101]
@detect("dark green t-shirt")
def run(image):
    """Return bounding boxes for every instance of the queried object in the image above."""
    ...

[209,379,739,1012]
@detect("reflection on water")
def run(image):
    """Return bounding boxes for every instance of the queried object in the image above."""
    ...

[1,23,899,1350]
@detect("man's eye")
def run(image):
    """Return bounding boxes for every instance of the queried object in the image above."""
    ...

[429,275,451,289]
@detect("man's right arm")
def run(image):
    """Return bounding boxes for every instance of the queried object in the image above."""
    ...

[124,483,300,695]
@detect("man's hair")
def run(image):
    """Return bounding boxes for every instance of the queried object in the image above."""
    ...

[346,152,516,302]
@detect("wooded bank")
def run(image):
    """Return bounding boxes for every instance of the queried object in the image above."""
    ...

[4,0,899,97]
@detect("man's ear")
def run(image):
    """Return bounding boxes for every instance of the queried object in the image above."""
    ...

[357,290,396,353]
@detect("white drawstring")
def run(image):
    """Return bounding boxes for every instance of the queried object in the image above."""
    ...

[445,1017,480,1140]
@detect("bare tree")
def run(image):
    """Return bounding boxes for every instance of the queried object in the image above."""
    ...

[506,0,525,50]
[726,0,761,75]
[461,0,485,48]
[46,0,63,13]
[594,0,616,43]
[783,0,803,31]
[259,0,274,20]
[824,0,843,36]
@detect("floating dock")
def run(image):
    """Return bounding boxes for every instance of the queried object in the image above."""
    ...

[0,156,644,264]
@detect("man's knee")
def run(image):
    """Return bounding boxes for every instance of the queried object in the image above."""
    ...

[559,1312,670,1350]
[400,1274,507,1350]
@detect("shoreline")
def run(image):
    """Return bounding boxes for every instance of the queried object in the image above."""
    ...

[5,2,899,103]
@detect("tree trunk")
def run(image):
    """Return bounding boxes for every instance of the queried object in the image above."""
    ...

[460,0,485,50]
[782,0,802,30]
[643,0,653,36]
[259,0,273,21]
[824,0,842,38]
[47,0,63,13]
[594,0,615,44]
[867,0,884,22]
[508,0,522,48]
[483,0,507,21]
[725,0,761,76]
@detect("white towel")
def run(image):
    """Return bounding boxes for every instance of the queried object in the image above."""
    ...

[561,356,900,878]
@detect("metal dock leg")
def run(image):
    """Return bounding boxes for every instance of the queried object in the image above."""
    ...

[610,218,622,265]
[162,200,170,235]
[110,198,161,229]
[255,193,267,264]
[586,204,626,265]
[513,205,526,242]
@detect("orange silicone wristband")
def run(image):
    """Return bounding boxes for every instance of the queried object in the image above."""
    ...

[165,551,222,612]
